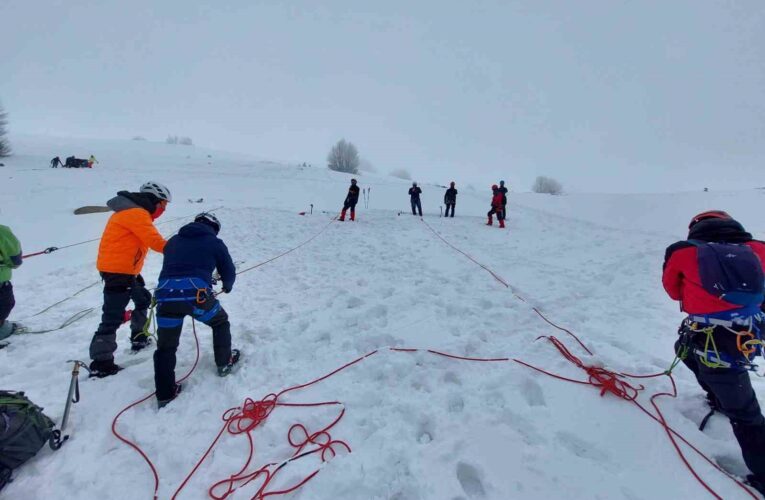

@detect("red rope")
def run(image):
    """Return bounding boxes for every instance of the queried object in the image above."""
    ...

[513,336,758,499]
[111,319,201,500]
[420,219,510,288]
[166,347,510,499]
[421,219,758,498]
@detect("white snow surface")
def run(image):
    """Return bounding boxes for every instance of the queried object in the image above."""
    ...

[1,135,765,499]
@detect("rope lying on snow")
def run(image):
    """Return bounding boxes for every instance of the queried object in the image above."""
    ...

[120,347,510,500]
[112,214,339,499]
[419,217,758,499]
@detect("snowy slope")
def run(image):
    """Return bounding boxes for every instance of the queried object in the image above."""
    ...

[1,135,764,499]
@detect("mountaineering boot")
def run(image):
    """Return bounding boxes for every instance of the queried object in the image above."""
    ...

[157,383,183,409]
[130,336,153,353]
[89,358,122,378]
[218,349,241,377]
[486,215,493,226]
[350,211,355,221]
[499,219,505,228]
[339,209,347,221]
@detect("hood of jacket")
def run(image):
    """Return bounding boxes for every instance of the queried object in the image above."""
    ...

[688,218,753,243]
[107,191,157,213]
[177,222,217,239]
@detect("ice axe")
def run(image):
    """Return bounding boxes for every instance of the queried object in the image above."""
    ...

[57,360,90,446]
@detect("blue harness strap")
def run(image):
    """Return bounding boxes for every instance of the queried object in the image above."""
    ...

[193,302,221,323]
[154,277,211,303]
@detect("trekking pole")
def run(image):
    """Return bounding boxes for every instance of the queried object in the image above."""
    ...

[61,360,89,433]
[310,204,313,215]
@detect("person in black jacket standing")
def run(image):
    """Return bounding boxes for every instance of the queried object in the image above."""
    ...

[152,212,239,408]
[409,182,423,216]
[340,179,360,221]
[444,182,457,218]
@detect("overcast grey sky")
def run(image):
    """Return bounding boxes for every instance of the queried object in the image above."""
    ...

[1,1,763,192]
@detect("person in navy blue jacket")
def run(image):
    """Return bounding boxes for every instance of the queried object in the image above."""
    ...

[152,212,239,408]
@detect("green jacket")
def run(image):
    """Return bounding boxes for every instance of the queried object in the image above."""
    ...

[0,225,22,283]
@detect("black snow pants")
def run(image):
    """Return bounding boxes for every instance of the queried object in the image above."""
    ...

[343,199,357,217]
[411,198,422,216]
[445,203,455,217]
[676,330,765,482]
[89,273,152,361]
[153,298,231,400]
[0,282,14,327]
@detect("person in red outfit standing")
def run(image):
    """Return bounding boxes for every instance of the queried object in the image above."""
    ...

[662,210,765,494]
[486,185,504,228]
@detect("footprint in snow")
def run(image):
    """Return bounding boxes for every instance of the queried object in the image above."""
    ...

[555,431,609,462]
[520,377,546,407]
[346,296,364,309]
[456,462,486,498]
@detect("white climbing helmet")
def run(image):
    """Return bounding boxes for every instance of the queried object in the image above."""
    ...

[195,212,221,234]
[140,181,172,202]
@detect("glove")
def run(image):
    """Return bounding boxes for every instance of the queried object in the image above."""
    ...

[222,285,232,294]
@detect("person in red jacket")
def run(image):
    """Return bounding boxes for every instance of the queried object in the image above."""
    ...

[486,185,505,228]
[662,210,765,493]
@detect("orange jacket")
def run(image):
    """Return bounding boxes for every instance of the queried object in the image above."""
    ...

[97,194,166,275]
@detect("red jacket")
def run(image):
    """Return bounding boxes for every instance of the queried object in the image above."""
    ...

[491,193,503,210]
[662,240,765,314]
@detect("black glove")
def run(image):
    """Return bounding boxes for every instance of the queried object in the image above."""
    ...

[222,285,232,294]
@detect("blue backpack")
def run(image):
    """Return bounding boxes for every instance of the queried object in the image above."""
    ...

[689,240,765,307]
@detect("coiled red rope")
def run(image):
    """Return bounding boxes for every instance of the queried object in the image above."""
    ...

[117,346,507,499]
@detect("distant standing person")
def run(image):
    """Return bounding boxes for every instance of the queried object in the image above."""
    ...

[409,182,423,216]
[444,182,457,218]
[50,156,63,168]
[88,181,172,377]
[498,180,508,215]
[0,225,22,341]
[88,155,99,168]
[487,184,505,228]
[339,179,360,221]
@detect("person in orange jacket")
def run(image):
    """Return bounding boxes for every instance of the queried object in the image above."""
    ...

[88,181,172,377]
[487,184,505,228]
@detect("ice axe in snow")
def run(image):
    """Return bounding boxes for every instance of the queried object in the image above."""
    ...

[58,360,91,444]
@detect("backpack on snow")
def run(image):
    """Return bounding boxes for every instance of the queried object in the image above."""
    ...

[0,391,63,492]
[688,240,765,307]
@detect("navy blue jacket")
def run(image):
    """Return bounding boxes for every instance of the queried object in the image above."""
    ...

[158,222,236,291]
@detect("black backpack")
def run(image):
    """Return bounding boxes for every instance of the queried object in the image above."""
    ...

[0,391,63,492]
